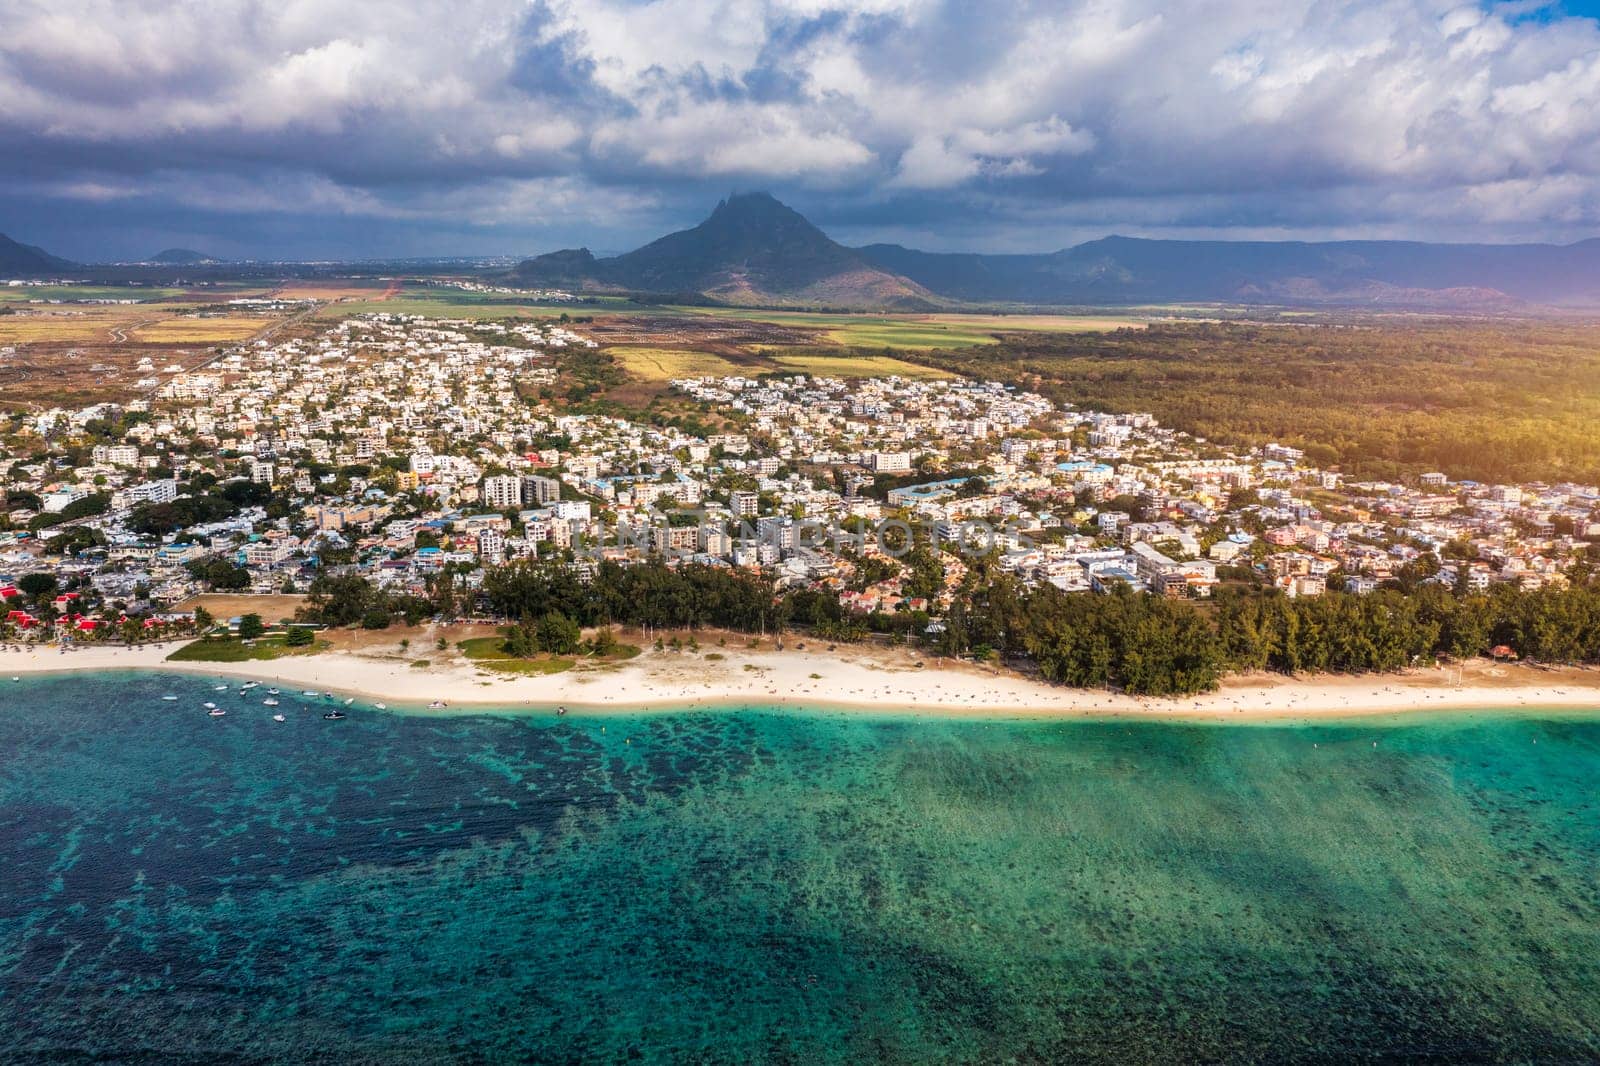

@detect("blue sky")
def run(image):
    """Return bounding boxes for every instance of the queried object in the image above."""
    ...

[4,0,1600,260]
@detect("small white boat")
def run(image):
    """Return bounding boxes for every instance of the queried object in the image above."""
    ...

[203,701,217,709]
[323,710,346,721]
[267,688,280,696]
[10,676,19,683]
[161,695,179,701]
[374,702,387,710]
[323,692,334,698]
[272,714,286,723]
[213,685,228,692]
[241,682,259,690]
[302,690,319,697]
[208,708,226,718]
[343,697,354,706]
[263,698,280,706]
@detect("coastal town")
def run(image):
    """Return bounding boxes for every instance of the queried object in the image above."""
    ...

[3,310,1598,652]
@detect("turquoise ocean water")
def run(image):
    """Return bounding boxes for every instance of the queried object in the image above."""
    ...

[1,671,1598,1062]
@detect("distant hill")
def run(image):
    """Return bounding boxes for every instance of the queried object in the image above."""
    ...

[858,235,1600,309]
[512,196,1600,310]
[512,193,936,309]
[0,232,77,275]
[148,248,222,265]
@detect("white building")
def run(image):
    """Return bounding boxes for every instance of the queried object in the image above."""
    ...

[482,475,522,510]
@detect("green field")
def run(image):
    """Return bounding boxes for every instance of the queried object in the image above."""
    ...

[0,284,189,303]
[677,306,1148,348]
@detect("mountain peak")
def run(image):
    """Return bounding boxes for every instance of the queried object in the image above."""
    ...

[0,232,77,274]
[707,190,795,219]
[512,195,935,309]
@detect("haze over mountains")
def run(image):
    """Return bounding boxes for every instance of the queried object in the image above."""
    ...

[7,192,1600,310]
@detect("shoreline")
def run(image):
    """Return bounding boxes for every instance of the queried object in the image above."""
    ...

[4,638,1599,722]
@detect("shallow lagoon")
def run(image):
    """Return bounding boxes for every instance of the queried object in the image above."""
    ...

[2,672,1598,1062]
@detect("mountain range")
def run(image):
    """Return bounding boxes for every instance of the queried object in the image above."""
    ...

[6,194,1600,308]
[514,193,1600,310]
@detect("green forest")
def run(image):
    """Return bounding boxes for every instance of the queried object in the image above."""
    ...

[915,321,1600,484]
[301,558,1600,698]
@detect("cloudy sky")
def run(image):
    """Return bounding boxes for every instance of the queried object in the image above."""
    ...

[4,0,1600,260]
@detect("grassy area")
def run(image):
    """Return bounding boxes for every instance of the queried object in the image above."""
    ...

[458,634,575,676]
[0,284,188,303]
[130,315,273,342]
[607,346,749,381]
[458,632,639,675]
[166,634,323,662]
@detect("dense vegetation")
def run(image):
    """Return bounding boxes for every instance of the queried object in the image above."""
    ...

[278,557,1600,698]
[128,479,273,536]
[940,574,1600,697]
[917,321,1600,484]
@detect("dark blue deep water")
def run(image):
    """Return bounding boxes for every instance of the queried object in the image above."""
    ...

[2,671,1599,1063]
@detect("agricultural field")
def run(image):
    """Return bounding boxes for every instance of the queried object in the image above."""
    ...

[0,308,147,344]
[607,346,751,382]
[130,314,280,343]
[0,299,297,408]
[0,283,189,303]
[605,344,951,387]
[674,306,1149,347]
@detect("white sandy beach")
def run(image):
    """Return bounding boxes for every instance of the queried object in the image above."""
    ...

[3,633,1598,720]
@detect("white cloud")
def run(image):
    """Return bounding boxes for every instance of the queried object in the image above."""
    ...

[4,0,1600,247]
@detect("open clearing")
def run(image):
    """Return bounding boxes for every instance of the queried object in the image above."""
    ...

[606,344,950,382]
[0,304,285,346]
[174,594,308,621]
[130,315,277,343]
